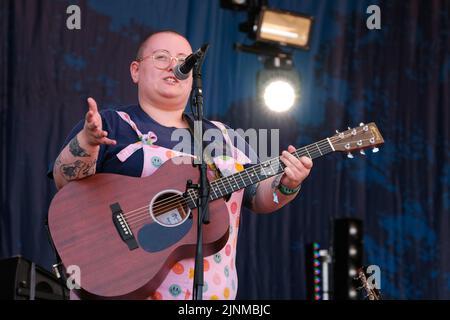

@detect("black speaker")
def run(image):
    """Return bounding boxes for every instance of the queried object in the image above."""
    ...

[0,255,68,300]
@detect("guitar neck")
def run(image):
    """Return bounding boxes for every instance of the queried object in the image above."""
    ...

[185,138,334,207]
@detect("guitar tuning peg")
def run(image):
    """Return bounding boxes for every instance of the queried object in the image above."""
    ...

[347,152,354,159]
[336,129,339,134]
[372,147,379,153]
[348,127,351,130]
[360,150,366,155]
[359,122,365,126]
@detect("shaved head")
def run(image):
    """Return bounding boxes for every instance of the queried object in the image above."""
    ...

[136,30,188,60]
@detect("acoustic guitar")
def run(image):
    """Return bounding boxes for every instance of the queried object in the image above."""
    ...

[48,122,384,299]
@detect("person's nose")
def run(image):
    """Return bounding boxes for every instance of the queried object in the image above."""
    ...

[167,57,178,70]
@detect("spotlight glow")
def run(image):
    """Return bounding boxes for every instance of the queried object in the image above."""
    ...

[349,246,358,257]
[349,289,357,298]
[349,225,358,236]
[263,80,296,112]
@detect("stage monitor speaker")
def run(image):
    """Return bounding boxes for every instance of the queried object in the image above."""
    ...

[0,255,68,300]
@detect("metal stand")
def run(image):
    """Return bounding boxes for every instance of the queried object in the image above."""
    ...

[189,44,210,300]
[44,218,68,300]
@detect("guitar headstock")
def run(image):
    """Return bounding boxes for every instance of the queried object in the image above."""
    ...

[330,122,384,157]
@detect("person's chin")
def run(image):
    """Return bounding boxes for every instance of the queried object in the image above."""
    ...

[158,90,184,101]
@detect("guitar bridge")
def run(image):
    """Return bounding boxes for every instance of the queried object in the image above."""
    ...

[110,202,139,251]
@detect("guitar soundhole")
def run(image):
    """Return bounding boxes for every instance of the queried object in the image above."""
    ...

[149,190,190,227]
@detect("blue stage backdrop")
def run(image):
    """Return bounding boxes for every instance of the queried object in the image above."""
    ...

[0,0,449,299]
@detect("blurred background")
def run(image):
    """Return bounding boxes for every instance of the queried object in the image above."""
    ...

[0,0,449,299]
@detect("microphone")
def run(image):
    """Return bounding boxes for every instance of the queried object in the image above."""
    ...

[173,44,209,80]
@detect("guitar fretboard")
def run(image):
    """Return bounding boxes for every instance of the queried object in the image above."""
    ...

[185,138,334,208]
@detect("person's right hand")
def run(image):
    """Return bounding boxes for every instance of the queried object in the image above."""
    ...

[81,97,117,147]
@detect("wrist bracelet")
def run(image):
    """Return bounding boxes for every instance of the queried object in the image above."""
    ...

[277,183,301,196]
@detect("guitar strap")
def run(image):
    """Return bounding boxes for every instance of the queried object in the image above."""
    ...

[184,114,222,181]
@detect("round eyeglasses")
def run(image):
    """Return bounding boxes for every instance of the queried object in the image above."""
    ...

[136,50,188,70]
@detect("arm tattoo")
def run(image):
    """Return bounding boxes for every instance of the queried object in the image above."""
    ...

[271,174,282,190]
[60,159,97,181]
[248,182,259,198]
[55,154,62,167]
[69,136,91,157]
[81,160,97,176]
[243,182,260,210]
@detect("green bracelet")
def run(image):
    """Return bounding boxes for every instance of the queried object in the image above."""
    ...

[277,183,301,196]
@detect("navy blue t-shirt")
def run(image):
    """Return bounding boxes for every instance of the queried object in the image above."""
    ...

[49,105,259,208]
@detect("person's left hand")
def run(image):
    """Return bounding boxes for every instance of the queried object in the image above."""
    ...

[279,145,313,189]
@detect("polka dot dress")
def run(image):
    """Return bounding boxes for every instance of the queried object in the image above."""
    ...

[116,112,250,300]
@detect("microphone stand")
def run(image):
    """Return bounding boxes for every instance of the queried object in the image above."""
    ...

[44,218,68,299]
[190,44,210,300]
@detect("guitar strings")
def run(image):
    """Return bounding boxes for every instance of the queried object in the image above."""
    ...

[125,137,338,219]
[128,137,375,230]
[126,134,374,228]
[127,146,327,228]
[124,137,344,228]
[125,137,334,220]
[125,136,346,227]
[124,133,375,229]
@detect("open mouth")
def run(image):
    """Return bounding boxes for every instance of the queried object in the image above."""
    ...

[163,76,179,84]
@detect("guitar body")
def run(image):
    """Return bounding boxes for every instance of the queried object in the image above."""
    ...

[48,156,230,299]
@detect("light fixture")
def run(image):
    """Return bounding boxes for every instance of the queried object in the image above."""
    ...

[257,56,300,112]
[333,218,363,300]
[256,7,314,49]
[220,0,251,11]
[305,242,322,300]
[349,245,358,257]
[222,2,312,112]
[348,267,357,277]
[305,242,331,301]
[349,225,358,236]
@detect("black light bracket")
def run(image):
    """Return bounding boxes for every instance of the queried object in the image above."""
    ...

[234,42,293,60]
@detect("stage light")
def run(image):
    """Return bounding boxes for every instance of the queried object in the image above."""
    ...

[349,224,358,236]
[263,81,295,112]
[257,56,300,112]
[305,243,331,300]
[333,218,363,300]
[256,7,314,49]
[220,0,250,11]
[306,242,322,300]
[222,3,312,111]
[349,246,358,257]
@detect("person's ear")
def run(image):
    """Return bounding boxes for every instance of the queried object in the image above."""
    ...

[130,61,139,84]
